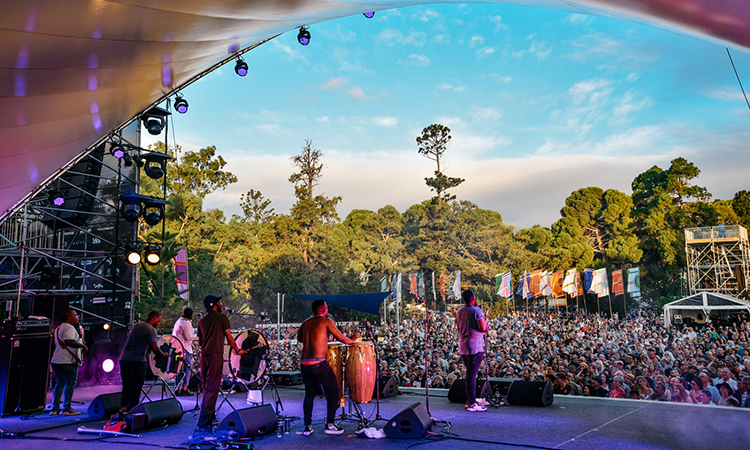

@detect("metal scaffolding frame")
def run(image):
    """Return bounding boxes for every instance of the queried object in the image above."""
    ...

[685,225,750,300]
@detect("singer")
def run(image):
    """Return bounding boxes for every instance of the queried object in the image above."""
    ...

[456,289,488,412]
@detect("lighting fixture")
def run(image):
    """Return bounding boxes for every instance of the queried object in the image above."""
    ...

[364,12,375,18]
[140,106,170,136]
[234,59,248,77]
[102,359,115,373]
[174,95,189,114]
[143,151,172,180]
[48,189,65,207]
[297,27,311,46]
[124,243,142,265]
[102,323,111,331]
[110,143,126,159]
[145,246,161,265]
[120,194,143,222]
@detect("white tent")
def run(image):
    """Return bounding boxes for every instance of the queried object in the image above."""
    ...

[662,292,750,327]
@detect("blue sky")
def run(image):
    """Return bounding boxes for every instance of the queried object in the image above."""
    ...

[144,3,750,229]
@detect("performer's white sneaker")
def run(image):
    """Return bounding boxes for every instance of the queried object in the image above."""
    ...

[467,402,487,412]
[303,425,314,436]
[324,423,344,435]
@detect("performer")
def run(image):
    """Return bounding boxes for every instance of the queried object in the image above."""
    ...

[119,311,168,412]
[297,299,360,436]
[50,309,87,415]
[456,289,488,412]
[195,295,246,434]
[173,307,198,396]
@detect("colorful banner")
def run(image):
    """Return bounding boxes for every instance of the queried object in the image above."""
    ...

[516,271,531,299]
[540,271,552,297]
[550,270,565,298]
[584,268,595,293]
[174,248,189,301]
[530,270,543,298]
[591,268,610,298]
[439,273,446,298]
[612,269,624,296]
[452,270,462,300]
[418,271,425,298]
[409,273,417,296]
[627,267,641,297]
[548,297,567,307]
[562,269,578,296]
[495,272,512,298]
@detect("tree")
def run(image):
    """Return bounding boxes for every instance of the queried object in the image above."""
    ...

[239,189,275,224]
[732,190,750,230]
[416,124,465,215]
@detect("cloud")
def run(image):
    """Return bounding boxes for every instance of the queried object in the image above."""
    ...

[317,116,330,124]
[470,106,503,123]
[438,83,467,92]
[611,91,654,123]
[490,15,506,32]
[377,28,403,46]
[404,31,427,47]
[271,41,308,64]
[567,13,593,25]
[706,88,747,102]
[412,8,440,22]
[346,86,379,102]
[569,79,612,105]
[470,36,485,48]
[476,47,495,58]
[529,40,551,59]
[319,77,349,92]
[405,54,430,66]
[374,116,399,127]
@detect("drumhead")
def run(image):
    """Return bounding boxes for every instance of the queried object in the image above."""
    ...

[229,329,269,382]
[149,335,185,380]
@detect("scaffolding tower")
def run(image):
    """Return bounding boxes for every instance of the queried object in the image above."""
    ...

[685,225,750,300]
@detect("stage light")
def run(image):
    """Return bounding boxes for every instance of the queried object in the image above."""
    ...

[125,244,141,265]
[120,194,142,222]
[145,246,161,265]
[140,106,170,136]
[174,95,189,114]
[143,151,171,179]
[234,58,248,77]
[133,154,145,168]
[364,12,375,18]
[122,152,133,167]
[102,323,111,331]
[110,144,126,159]
[48,189,65,207]
[102,359,115,373]
[144,207,162,226]
[297,27,311,46]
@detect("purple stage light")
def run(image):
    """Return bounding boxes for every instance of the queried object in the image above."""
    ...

[175,96,188,114]
[235,59,248,77]
[102,359,114,373]
[53,196,65,206]
[364,12,375,18]
[297,28,311,46]
[113,148,124,159]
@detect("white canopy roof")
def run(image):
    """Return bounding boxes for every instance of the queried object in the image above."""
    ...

[3,0,750,220]
[662,292,750,326]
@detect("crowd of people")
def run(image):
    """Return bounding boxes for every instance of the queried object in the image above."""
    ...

[263,309,750,408]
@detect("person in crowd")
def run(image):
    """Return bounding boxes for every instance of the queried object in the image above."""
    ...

[297,299,359,436]
[195,296,246,435]
[669,377,692,403]
[120,311,168,412]
[634,376,654,399]
[688,377,705,403]
[590,376,608,397]
[456,289,488,412]
[736,376,750,407]
[50,309,88,415]
[714,368,738,391]
[173,307,198,396]
[608,375,627,399]
[715,383,735,406]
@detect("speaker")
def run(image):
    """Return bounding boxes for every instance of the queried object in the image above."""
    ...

[217,404,277,438]
[506,381,554,407]
[447,378,489,403]
[373,376,398,398]
[271,371,302,385]
[88,392,121,418]
[0,334,52,416]
[384,402,432,439]
[130,398,183,428]
[487,377,516,400]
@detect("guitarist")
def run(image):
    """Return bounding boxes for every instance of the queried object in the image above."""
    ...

[50,309,88,415]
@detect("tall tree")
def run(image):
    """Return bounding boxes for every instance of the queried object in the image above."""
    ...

[416,124,465,215]
[732,190,750,230]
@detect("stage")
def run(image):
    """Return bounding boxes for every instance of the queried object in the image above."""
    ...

[0,384,748,450]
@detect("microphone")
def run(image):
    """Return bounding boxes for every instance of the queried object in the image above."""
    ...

[225,308,235,314]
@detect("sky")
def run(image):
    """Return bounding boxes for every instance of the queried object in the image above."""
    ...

[143,3,750,229]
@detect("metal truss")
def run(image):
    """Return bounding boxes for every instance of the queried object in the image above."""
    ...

[685,225,750,299]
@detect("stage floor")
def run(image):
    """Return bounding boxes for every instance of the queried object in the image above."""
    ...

[0,383,749,450]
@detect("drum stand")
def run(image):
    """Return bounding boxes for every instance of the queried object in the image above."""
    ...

[215,360,241,416]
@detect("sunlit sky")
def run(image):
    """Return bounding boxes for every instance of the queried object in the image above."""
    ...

[143,3,750,229]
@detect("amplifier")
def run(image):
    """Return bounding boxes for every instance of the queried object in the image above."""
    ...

[271,371,302,386]
[1,319,51,336]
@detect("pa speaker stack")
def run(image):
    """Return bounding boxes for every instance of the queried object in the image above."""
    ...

[129,398,183,428]
[217,404,278,438]
[384,402,432,439]
[506,381,554,407]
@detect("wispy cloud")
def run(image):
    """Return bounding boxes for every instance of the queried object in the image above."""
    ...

[490,15,506,32]
[566,13,592,25]
[319,77,349,92]
[470,36,485,48]
[405,54,430,66]
[271,41,308,64]
[411,8,440,22]
[374,116,399,127]
[346,86,379,102]
[476,47,495,58]
[438,83,466,92]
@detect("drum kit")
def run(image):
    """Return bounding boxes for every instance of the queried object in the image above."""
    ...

[327,339,385,428]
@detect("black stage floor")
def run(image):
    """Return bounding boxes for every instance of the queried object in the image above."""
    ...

[1,383,749,450]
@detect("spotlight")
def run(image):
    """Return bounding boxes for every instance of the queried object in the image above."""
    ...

[124,243,142,265]
[120,194,143,222]
[145,246,162,265]
[133,154,145,168]
[122,152,133,167]
[102,359,115,373]
[143,151,172,180]
[102,322,111,331]
[140,106,170,136]
[48,189,65,207]
[110,144,126,159]
[234,59,248,77]
[297,27,311,46]
[174,95,189,114]
[363,12,375,18]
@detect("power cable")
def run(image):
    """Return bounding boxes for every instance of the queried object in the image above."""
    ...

[726,48,750,113]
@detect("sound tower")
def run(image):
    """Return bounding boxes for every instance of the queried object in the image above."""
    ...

[506,381,554,407]
[87,392,121,418]
[447,378,489,403]
[217,404,277,438]
[383,402,432,439]
[129,398,183,428]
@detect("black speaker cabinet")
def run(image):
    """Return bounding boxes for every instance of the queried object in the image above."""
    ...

[217,404,277,438]
[384,402,432,439]
[487,377,516,400]
[0,333,52,416]
[271,371,302,385]
[130,397,183,428]
[447,378,489,403]
[87,392,121,418]
[374,376,398,398]
[507,381,554,407]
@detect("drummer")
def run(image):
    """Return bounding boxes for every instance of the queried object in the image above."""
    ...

[297,299,359,436]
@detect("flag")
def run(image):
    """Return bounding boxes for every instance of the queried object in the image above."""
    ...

[380,275,387,292]
[612,270,624,296]
[174,248,189,301]
[496,272,512,298]
[357,271,368,286]
[418,271,425,298]
[627,267,641,297]
[396,273,402,304]
[575,271,584,296]
[550,270,565,298]
[530,270,543,298]
[539,271,552,297]
[517,271,530,299]
[448,272,454,299]
[562,269,578,296]
[584,268,595,293]
[439,273,446,298]
[591,268,610,298]
[452,270,462,300]
[409,273,417,296]
[431,272,437,300]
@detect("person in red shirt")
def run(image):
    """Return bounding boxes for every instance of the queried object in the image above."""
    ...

[608,375,627,399]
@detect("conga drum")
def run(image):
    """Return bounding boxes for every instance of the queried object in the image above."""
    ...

[346,341,376,403]
[327,342,347,393]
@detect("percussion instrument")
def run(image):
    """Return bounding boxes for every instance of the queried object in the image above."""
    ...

[149,335,185,380]
[346,341,376,403]
[327,342,347,392]
[229,329,269,383]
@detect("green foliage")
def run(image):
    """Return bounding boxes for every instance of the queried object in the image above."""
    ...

[732,190,750,230]
[416,124,464,213]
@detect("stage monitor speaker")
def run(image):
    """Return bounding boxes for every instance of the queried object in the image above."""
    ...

[374,376,398,398]
[487,377,516,400]
[384,402,432,439]
[0,334,52,417]
[217,404,277,438]
[271,371,302,385]
[88,392,121,418]
[506,381,554,407]
[447,378,489,403]
[130,398,183,428]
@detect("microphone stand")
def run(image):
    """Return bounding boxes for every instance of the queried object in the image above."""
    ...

[366,325,386,423]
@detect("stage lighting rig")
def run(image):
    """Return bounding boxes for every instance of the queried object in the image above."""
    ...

[143,151,172,180]
[123,241,142,265]
[234,58,248,77]
[110,143,126,159]
[119,193,170,224]
[364,12,375,18]
[174,95,189,114]
[140,106,170,136]
[297,27,311,46]
[144,245,162,265]
[48,189,65,207]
